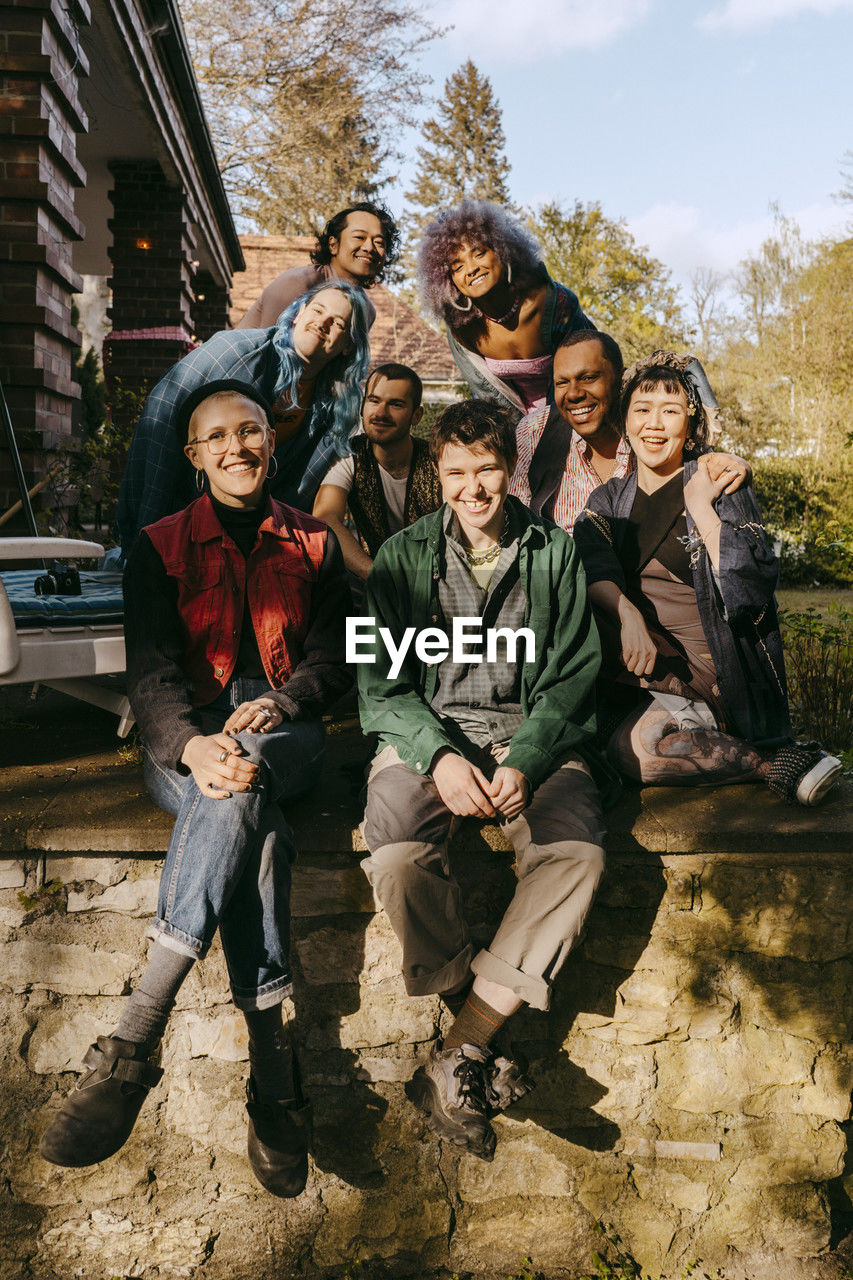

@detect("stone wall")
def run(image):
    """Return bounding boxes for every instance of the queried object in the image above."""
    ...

[1,788,851,1280]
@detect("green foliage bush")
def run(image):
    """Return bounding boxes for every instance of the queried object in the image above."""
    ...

[752,458,853,587]
[58,373,149,545]
[780,603,853,764]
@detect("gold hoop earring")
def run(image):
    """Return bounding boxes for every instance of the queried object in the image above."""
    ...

[454,293,473,312]
[506,261,512,285]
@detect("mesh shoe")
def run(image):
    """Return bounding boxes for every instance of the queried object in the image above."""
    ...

[488,1053,535,1114]
[767,743,842,806]
[405,1042,496,1161]
[40,1036,163,1167]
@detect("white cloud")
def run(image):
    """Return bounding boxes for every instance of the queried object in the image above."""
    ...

[434,0,651,61]
[627,199,850,291]
[699,0,853,32]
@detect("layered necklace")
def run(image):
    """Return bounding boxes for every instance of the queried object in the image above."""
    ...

[462,511,509,567]
[464,541,502,568]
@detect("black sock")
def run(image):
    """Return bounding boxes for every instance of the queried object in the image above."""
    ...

[244,1005,297,1101]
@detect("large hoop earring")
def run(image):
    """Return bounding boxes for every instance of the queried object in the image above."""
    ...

[505,261,512,285]
[195,469,205,493]
[267,454,279,480]
[453,293,473,312]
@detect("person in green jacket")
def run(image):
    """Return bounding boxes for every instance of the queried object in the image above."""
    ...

[356,398,611,1161]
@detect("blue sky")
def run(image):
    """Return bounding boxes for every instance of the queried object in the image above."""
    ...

[390,0,852,299]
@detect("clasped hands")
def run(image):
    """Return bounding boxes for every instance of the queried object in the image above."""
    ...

[179,698,283,799]
[431,749,529,821]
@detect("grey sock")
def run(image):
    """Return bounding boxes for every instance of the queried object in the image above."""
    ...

[244,1005,296,1101]
[113,941,196,1054]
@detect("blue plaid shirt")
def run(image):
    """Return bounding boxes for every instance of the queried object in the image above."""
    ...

[116,328,349,554]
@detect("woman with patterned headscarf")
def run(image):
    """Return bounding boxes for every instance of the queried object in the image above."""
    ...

[573,352,841,807]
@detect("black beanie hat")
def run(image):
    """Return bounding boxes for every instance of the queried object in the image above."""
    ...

[176,380,273,444]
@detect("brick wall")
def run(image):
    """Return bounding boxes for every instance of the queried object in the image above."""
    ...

[192,269,231,342]
[0,0,90,524]
[101,160,198,444]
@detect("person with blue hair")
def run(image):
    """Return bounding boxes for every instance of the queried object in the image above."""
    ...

[117,281,371,555]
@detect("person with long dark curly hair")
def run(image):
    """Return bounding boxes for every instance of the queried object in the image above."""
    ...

[418,198,594,419]
[237,201,399,330]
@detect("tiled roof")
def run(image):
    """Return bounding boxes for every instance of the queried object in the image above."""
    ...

[231,235,462,387]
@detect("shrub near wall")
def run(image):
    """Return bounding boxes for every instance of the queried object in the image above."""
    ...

[780,604,853,766]
[753,458,853,587]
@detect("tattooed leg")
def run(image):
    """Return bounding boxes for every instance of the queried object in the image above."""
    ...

[609,702,769,786]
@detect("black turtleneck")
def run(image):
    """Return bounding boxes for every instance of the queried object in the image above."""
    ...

[209,494,266,558]
[209,495,265,679]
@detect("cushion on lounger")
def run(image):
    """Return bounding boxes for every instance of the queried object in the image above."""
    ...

[0,571,125,628]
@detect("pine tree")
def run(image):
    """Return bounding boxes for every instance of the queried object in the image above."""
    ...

[404,60,512,243]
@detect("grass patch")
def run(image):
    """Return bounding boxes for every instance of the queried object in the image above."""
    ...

[776,587,853,616]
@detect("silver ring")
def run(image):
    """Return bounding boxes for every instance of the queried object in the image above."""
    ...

[256,708,271,719]
[218,749,229,763]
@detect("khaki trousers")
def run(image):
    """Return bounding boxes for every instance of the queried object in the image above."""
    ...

[362,745,606,1011]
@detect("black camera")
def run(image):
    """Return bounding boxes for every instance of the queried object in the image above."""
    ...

[34,564,82,596]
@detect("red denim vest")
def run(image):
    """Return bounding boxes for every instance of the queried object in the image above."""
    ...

[145,494,328,706]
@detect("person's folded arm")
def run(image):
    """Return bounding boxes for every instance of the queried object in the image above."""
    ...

[704,484,780,620]
[268,530,354,721]
[123,532,202,771]
[502,536,601,790]
[313,482,374,581]
[357,541,458,775]
[573,488,630,594]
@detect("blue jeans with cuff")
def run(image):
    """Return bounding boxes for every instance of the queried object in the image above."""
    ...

[142,678,325,1011]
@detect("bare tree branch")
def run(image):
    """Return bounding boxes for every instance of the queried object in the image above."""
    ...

[178,0,443,231]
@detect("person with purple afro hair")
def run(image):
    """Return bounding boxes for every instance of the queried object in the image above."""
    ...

[417,198,595,421]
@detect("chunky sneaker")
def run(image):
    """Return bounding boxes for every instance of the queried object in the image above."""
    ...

[405,1042,496,1161]
[767,743,843,806]
[246,1074,312,1198]
[488,1053,535,1114]
[40,1036,163,1167]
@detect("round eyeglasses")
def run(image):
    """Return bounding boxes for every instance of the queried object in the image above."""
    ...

[189,424,267,455]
